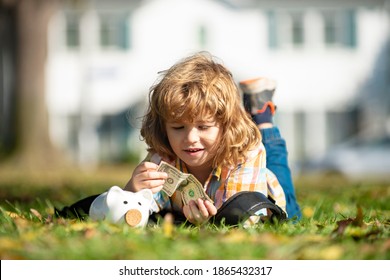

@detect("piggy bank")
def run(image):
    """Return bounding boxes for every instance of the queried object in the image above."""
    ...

[89,186,155,228]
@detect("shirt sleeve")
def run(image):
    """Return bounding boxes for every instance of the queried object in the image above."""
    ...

[153,191,171,212]
[265,169,287,215]
[224,143,268,199]
[223,143,287,215]
[142,152,162,164]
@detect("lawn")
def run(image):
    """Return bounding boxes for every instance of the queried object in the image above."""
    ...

[0,165,389,260]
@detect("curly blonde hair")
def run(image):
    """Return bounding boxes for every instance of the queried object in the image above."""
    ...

[141,52,261,168]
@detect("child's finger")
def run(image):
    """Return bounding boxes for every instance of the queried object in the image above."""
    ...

[142,171,168,180]
[182,204,193,221]
[150,185,163,194]
[188,200,204,223]
[138,161,160,171]
[195,198,209,218]
[193,199,214,223]
[204,200,217,216]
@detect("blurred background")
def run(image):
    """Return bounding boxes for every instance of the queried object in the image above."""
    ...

[1,0,390,180]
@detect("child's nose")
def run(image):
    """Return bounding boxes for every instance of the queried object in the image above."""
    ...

[186,128,200,142]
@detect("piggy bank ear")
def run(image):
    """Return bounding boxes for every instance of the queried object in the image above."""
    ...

[138,188,153,202]
[106,186,125,208]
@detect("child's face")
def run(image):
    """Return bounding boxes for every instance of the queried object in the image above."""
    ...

[165,117,221,172]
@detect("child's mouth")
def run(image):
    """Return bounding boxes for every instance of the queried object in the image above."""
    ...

[184,148,204,154]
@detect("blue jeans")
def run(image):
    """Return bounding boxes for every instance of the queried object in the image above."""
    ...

[261,127,302,220]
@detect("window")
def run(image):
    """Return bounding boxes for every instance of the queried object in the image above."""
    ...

[267,10,305,49]
[291,12,304,46]
[267,10,278,49]
[322,9,356,48]
[267,9,356,50]
[99,13,130,50]
[324,11,337,44]
[65,13,81,49]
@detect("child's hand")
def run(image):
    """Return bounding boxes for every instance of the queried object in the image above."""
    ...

[124,162,168,193]
[183,198,217,225]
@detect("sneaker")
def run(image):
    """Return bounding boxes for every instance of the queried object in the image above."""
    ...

[239,77,277,116]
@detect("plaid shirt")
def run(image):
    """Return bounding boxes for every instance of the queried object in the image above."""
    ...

[149,142,286,216]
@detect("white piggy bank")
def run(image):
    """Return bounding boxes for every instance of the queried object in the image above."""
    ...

[89,186,155,228]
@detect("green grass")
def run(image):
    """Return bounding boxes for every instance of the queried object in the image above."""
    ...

[0,165,389,260]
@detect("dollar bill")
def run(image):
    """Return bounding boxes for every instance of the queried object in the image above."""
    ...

[157,161,191,196]
[181,175,213,205]
[157,161,213,205]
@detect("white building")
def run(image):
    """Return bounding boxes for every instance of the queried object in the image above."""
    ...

[45,0,390,170]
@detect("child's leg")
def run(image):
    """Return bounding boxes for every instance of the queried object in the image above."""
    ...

[240,78,302,220]
[55,194,99,219]
[261,127,301,219]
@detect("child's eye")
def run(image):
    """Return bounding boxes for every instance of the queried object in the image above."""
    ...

[199,122,216,129]
[172,126,184,130]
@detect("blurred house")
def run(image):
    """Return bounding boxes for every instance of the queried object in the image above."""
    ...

[43,0,390,170]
